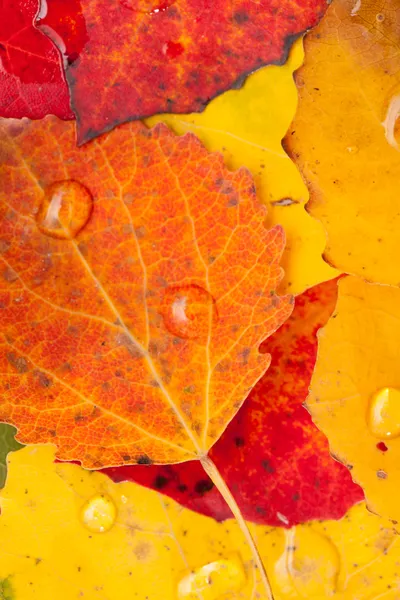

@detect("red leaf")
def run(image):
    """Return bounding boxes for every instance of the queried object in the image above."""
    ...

[103,279,364,526]
[0,0,73,119]
[42,0,329,143]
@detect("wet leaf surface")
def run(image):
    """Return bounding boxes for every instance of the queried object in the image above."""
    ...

[0,445,395,600]
[285,0,400,286]
[308,276,400,523]
[0,0,73,120]
[105,279,363,527]
[0,116,292,467]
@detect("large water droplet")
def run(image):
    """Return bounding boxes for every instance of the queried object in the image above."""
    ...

[161,285,218,341]
[36,180,93,240]
[81,494,117,533]
[368,387,400,439]
[177,556,246,600]
[275,528,340,597]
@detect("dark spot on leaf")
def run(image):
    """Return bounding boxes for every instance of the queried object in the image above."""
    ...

[177,484,188,493]
[137,454,152,465]
[154,475,169,489]
[6,352,29,373]
[233,10,249,24]
[234,436,245,447]
[262,460,275,474]
[194,479,214,495]
[376,442,388,452]
[122,454,131,461]
[377,469,388,479]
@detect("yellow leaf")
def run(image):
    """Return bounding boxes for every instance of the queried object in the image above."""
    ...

[285,0,400,286]
[308,276,400,523]
[146,39,337,296]
[1,445,399,599]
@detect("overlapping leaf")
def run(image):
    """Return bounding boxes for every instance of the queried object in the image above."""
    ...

[147,39,338,296]
[308,276,400,523]
[0,116,292,467]
[40,0,330,143]
[0,424,22,488]
[285,0,400,286]
[105,279,363,527]
[0,446,396,599]
[0,0,73,119]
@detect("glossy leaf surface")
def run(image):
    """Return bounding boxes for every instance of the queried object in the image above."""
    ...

[285,0,400,286]
[42,0,329,143]
[0,446,395,600]
[308,276,400,522]
[105,279,363,526]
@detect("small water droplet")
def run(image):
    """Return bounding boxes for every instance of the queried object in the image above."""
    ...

[368,387,400,439]
[36,180,93,240]
[275,528,340,597]
[177,556,246,600]
[121,495,128,504]
[346,145,359,154]
[81,494,117,533]
[161,285,218,342]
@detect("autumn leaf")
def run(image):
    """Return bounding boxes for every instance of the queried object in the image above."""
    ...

[285,0,400,286]
[0,0,73,120]
[307,276,400,524]
[104,278,363,527]
[147,38,339,296]
[0,445,396,599]
[0,116,292,469]
[38,0,330,144]
[0,424,23,488]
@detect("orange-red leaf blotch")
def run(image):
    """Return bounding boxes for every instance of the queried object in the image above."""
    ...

[104,279,363,526]
[42,0,330,143]
[0,117,292,468]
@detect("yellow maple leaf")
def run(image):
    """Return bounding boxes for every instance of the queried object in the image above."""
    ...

[0,445,399,599]
[147,39,337,296]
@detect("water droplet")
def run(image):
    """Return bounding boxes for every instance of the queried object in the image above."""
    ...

[177,556,246,600]
[368,387,400,439]
[346,145,359,154]
[351,0,361,16]
[121,494,128,504]
[275,528,340,597]
[161,285,218,342]
[81,494,117,533]
[36,180,93,240]
[382,94,400,150]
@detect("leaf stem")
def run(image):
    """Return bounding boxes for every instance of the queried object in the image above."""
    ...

[200,454,275,600]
